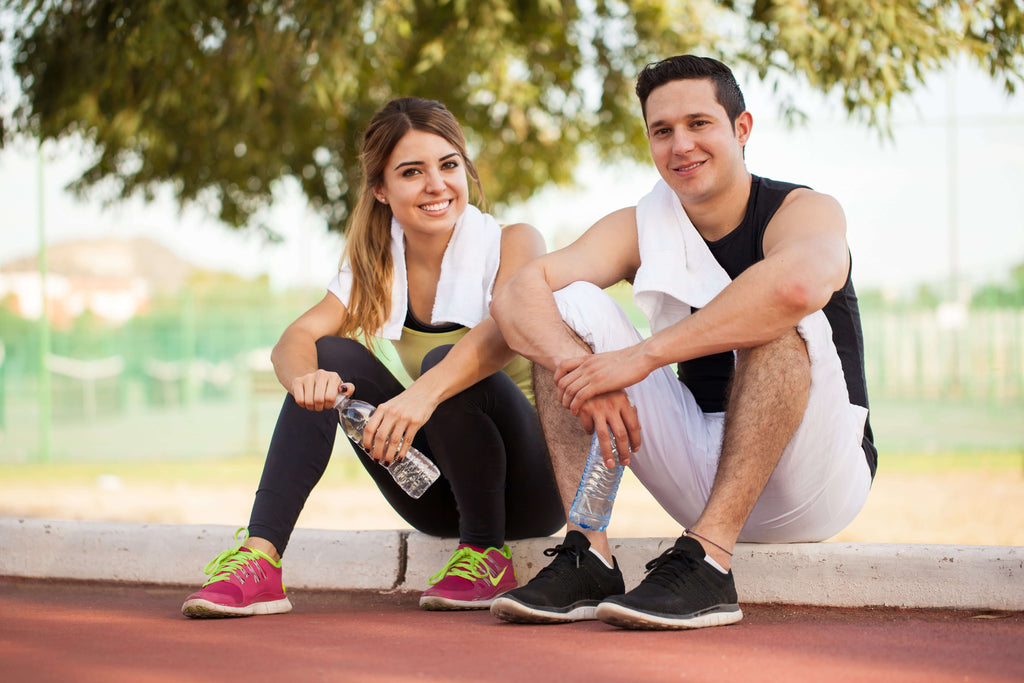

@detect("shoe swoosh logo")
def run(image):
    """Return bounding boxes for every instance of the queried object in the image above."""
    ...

[488,567,508,586]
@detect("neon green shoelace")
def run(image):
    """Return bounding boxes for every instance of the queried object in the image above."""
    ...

[201,527,265,586]
[428,546,494,585]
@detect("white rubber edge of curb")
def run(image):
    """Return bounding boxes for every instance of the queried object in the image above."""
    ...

[2,519,1021,610]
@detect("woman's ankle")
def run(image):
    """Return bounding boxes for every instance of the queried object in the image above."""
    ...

[245,536,281,562]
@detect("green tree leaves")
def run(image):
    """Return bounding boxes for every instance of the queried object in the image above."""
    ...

[1,0,1020,232]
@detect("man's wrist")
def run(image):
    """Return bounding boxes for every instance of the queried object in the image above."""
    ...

[638,336,667,375]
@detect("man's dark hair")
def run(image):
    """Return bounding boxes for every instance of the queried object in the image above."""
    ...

[635,55,746,128]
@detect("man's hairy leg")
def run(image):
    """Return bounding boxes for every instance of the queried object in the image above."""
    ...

[533,360,615,564]
[690,328,811,570]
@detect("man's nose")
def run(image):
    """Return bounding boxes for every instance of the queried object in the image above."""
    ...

[672,130,696,155]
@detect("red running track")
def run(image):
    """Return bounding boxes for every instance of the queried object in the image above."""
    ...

[2,578,1022,682]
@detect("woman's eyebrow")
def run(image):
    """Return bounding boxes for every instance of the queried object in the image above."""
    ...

[393,152,459,171]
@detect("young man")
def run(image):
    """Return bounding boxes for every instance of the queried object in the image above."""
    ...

[488,55,876,630]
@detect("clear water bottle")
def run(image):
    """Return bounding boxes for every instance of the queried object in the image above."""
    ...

[568,431,624,531]
[334,395,440,499]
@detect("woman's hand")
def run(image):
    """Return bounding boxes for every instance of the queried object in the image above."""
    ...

[290,369,354,412]
[361,384,439,465]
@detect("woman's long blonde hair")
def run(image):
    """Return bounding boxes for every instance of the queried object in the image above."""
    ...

[339,97,485,342]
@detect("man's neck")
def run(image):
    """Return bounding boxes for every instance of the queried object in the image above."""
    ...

[684,170,752,242]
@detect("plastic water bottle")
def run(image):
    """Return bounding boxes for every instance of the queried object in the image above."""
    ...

[334,395,440,499]
[568,431,624,531]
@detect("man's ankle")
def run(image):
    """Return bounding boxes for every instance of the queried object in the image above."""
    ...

[578,529,613,566]
[685,528,734,572]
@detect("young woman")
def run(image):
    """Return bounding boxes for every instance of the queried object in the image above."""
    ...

[181,97,563,616]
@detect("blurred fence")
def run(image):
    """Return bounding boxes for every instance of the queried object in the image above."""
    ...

[862,309,1024,403]
[0,303,1020,463]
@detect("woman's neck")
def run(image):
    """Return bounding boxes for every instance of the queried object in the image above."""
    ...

[400,223,455,322]
[401,223,454,272]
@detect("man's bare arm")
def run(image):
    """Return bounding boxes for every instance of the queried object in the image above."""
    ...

[490,207,641,371]
[491,207,643,463]
[557,189,850,411]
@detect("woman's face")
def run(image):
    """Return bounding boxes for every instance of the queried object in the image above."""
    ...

[374,129,469,238]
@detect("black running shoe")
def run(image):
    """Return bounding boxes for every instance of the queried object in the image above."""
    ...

[596,534,742,630]
[489,530,625,624]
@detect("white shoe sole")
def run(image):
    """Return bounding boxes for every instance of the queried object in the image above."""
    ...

[595,601,742,630]
[489,596,599,624]
[419,595,498,610]
[181,596,293,618]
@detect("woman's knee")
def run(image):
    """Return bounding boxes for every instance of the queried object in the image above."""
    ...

[421,344,454,375]
[314,336,374,371]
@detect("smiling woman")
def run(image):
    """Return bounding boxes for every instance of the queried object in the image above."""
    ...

[177,97,564,619]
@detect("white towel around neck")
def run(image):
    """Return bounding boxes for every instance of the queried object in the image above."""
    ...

[327,204,501,340]
[632,179,732,334]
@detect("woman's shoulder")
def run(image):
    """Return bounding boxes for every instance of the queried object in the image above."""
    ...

[496,221,546,264]
[498,220,543,241]
[498,221,545,250]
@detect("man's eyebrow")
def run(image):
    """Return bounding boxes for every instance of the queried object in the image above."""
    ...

[647,112,715,128]
[394,152,460,170]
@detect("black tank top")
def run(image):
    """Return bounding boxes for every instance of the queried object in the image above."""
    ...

[676,175,877,477]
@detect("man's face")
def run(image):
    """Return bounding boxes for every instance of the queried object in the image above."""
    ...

[644,78,750,205]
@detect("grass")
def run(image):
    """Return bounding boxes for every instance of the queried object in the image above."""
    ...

[0,449,1020,490]
[0,455,359,485]
[1,371,1020,480]
[878,450,1023,472]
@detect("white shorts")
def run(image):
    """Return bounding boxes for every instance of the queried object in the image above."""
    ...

[554,281,872,543]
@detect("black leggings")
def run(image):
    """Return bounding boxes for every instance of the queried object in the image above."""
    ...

[248,336,564,555]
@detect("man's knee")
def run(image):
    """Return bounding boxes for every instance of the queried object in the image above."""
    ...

[552,281,640,354]
[735,328,809,375]
[730,328,811,414]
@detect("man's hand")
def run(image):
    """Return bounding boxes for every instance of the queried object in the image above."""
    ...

[555,345,653,416]
[575,389,642,467]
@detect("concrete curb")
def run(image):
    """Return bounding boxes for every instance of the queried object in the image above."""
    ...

[2,518,1021,610]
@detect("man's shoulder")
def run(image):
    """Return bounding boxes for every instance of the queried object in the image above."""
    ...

[755,175,842,220]
[583,205,640,242]
[754,174,811,195]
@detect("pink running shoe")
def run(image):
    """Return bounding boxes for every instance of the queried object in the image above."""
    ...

[181,528,292,618]
[419,543,517,610]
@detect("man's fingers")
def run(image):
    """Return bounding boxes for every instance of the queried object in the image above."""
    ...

[554,356,585,384]
[593,422,617,468]
[623,403,642,455]
[609,420,631,467]
[568,384,597,416]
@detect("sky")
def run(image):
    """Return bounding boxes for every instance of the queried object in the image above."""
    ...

[1,59,1022,297]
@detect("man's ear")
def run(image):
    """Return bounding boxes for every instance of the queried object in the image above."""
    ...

[735,111,753,147]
